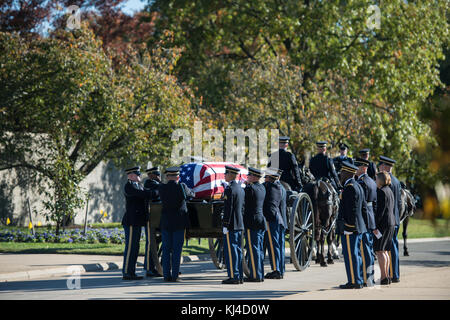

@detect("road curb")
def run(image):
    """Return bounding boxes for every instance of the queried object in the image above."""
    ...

[0,254,212,283]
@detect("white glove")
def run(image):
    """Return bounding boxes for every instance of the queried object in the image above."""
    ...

[223,227,228,235]
[343,231,353,235]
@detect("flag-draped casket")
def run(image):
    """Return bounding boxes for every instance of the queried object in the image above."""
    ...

[179,162,248,199]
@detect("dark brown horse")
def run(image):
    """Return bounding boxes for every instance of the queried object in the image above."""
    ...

[304,178,339,266]
[399,184,416,256]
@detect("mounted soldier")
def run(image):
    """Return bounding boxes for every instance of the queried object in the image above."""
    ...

[268,136,303,192]
[309,141,342,191]
[333,143,354,175]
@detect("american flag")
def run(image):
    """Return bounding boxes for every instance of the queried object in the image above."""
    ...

[180,162,248,199]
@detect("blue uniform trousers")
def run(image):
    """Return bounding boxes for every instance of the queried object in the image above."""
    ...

[389,225,400,280]
[266,221,282,272]
[245,229,265,280]
[341,233,364,285]
[279,227,286,275]
[223,230,243,280]
[143,221,157,274]
[123,225,142,276]
[359,232,375,285]
[161,229,185,280]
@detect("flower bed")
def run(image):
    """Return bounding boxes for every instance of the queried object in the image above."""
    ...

[0,227,137,244]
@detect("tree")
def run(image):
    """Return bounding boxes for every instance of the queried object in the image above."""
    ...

[146,0,449,181]
[0,25,196,232]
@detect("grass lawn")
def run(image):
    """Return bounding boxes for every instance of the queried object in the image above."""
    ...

[0,238,211,256]
[0,218,448,255]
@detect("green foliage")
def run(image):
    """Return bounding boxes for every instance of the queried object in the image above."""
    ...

[147,0,449,185]
[0,24,196,231]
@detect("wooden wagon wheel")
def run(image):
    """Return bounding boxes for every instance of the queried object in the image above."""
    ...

[209,235,250,277]
[289,192,315,271]
[208,237,225,270]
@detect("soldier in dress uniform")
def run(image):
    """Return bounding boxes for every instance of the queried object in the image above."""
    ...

[263,169,284,280]
[336,162,367,289]
[143,167,162,277]
[122,166,158,280]
[355,158,377,286]
[359,149,377,180]
[268,136,303,192]
[158,167,195,282]
[222,165,245,284]
[275,168,287,277]
[243,167,266,282]
[379,156,402,283]
[333,143,354,174]
[309,141,341,190]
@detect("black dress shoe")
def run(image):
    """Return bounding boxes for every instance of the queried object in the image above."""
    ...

[265,271,282,279]
[353,283,363,289]
[339,283,356,289]
[392,278,400,283]
[164,276,173,282]
[171,277,181,282]
[380,278,390,285]
[122,275,144,280]
[222,278,240,284]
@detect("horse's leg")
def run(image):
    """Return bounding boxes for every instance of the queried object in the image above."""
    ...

[320,235,327,267]
[315,228,321,264]
[403,216,410,256]
[327,229,334,264]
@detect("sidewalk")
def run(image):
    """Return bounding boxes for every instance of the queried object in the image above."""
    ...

[0,237,449,283]
[0,253,210,282]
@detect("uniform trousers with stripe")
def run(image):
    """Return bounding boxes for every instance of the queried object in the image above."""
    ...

[143,221,157,273]
[279,227,286,275]
[161,229,185,279]
[265,221,282,273]
[123,225,142,276]
[359,232,375,285]
[245,229,265,280]
[389,225,400,280]
[223,230,243,280]
[341,233,364,285]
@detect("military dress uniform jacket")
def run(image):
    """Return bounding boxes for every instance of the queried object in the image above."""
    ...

[337,178,367,234]
[278,181,288,229]
[388,173,402,226]
[143,179,161,223]
[268,148,303,191]
[243,182,266,230]
[375,186,395,232]
[144,179,161,202]
[122,181,157,227]
[309,153,341,189]
[357,174,377,231]
[367,162,377,180]
[158,180,194,231]
[263,181,284,227]
[222,180,245,231]
[333,156,354,173]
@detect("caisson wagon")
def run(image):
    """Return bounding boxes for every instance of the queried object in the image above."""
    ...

[148,162,315,277]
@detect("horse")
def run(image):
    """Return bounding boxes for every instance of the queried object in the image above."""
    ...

[399,183,416,256]
[304,177,339,266]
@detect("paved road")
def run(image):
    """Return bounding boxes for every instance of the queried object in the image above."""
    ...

[0,240,449,300]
